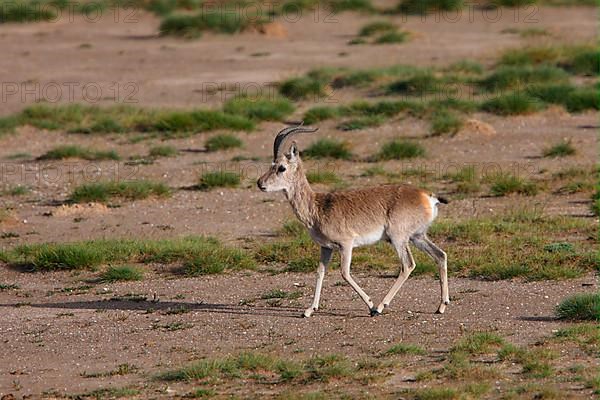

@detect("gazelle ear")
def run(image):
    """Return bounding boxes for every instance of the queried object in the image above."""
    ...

[287,141,299,162]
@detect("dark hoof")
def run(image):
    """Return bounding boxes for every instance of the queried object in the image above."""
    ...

[370,308,382,317]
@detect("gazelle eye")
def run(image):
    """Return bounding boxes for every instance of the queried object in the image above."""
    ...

[277,165,286,173]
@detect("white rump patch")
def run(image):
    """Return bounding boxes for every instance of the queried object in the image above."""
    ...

[428,196,439,220]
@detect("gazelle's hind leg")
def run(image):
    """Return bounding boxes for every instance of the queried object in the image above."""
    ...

[410,234,449,314]
[374,239,416,315]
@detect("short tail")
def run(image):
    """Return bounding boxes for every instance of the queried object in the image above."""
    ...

[436,196,449,204]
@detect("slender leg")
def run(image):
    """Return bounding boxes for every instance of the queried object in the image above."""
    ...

[411,235,449,314]
[375,241,416,314]
[303,247,333,318]
[339,245,374,313]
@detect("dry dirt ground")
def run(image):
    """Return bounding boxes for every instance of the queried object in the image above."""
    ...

[0,2,598,399]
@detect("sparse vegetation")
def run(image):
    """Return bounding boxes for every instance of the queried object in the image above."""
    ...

[3,236,255,273]
[39,145,120,161]
[149,145,178,158]
[396,0,464,14]
[306,170,341,184]
[71,180,171,203]
[374,139,425,160]
[198,171,241,189]
[556,292,600,321]
[0,104,255,136]
[543,140,576,157]
[223,96,295,121]
[487,173,538,196]
[303,139,352,159]
[205,134,243,152]
[385,343,426,356]
[481,92,541,115]
[100,265,144,282]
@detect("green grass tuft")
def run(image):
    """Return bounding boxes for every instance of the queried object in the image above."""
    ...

[100,265,144,282]
[488,173,538,196]
[430,109,463,136]
[279,77,327,100]
[205,134,243,152]
[543,139,576,157]
[396,0,463,14]
[337,115,385,131]
[480,65,568,91]
[159,11,255,38]
[374,139,425,160]
[374,31,408,44]
[223,96,294,121]
[39,145,120,161]
[306,170,341,184]
[149,145,178,158]
[481,92,541,115]
[385,343,426,356]
[198,171,240,189]
[359,20,396,37]
[71,180,171,203]
[5,236,254,272]
[330,0,375,12]
[303,139,352,159]
[555,292,600,321]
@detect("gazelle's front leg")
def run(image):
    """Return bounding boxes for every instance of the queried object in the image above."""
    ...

[303,247,333,318]
[339,244,374,314]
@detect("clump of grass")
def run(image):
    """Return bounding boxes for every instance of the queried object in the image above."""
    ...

[374,139,425,160]
[305,354,353,382]
[430,211,596,281]
[100,265,144,282]
[563,88,599,112]
[198,171,240,189]
[205,134,243,152]
[543,139,576,157]
[359,20,396,37]
[159,11,256,38]
[279,77,327,100]
[430,109,463,136]
[4,185,29,196]
[330,0,375,12]
[453,332,506,354]
[480,92,540,115]
[396,0,464,14]
[374,31,408,44]
[0,1,56,23]
[445,59,484,75]
[149,145,178,158]
[384,343,426,356]
[388,71,440,96]
[488,173,537,196]
[564,49,599,76]
[337,115,385,131]
[555,292,600,321]
[480,66,568,91]
[303,139,352,159]
[223,96,294,121]
[306,170,341,184]
[39,145,120,161]
[303,106,341,124]
[0,104,255,136]
[5,236,255,273]
[71,180,171,203]
[492,0,536,7]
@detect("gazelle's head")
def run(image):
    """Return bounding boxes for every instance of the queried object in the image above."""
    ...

[257,123,318,193]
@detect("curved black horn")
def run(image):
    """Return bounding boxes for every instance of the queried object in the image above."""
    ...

[273,123,318,159]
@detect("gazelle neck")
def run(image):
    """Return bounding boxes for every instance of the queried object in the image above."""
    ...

[285,165,317,228]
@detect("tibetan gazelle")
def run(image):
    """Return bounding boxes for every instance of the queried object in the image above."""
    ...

[257,124,449,317]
